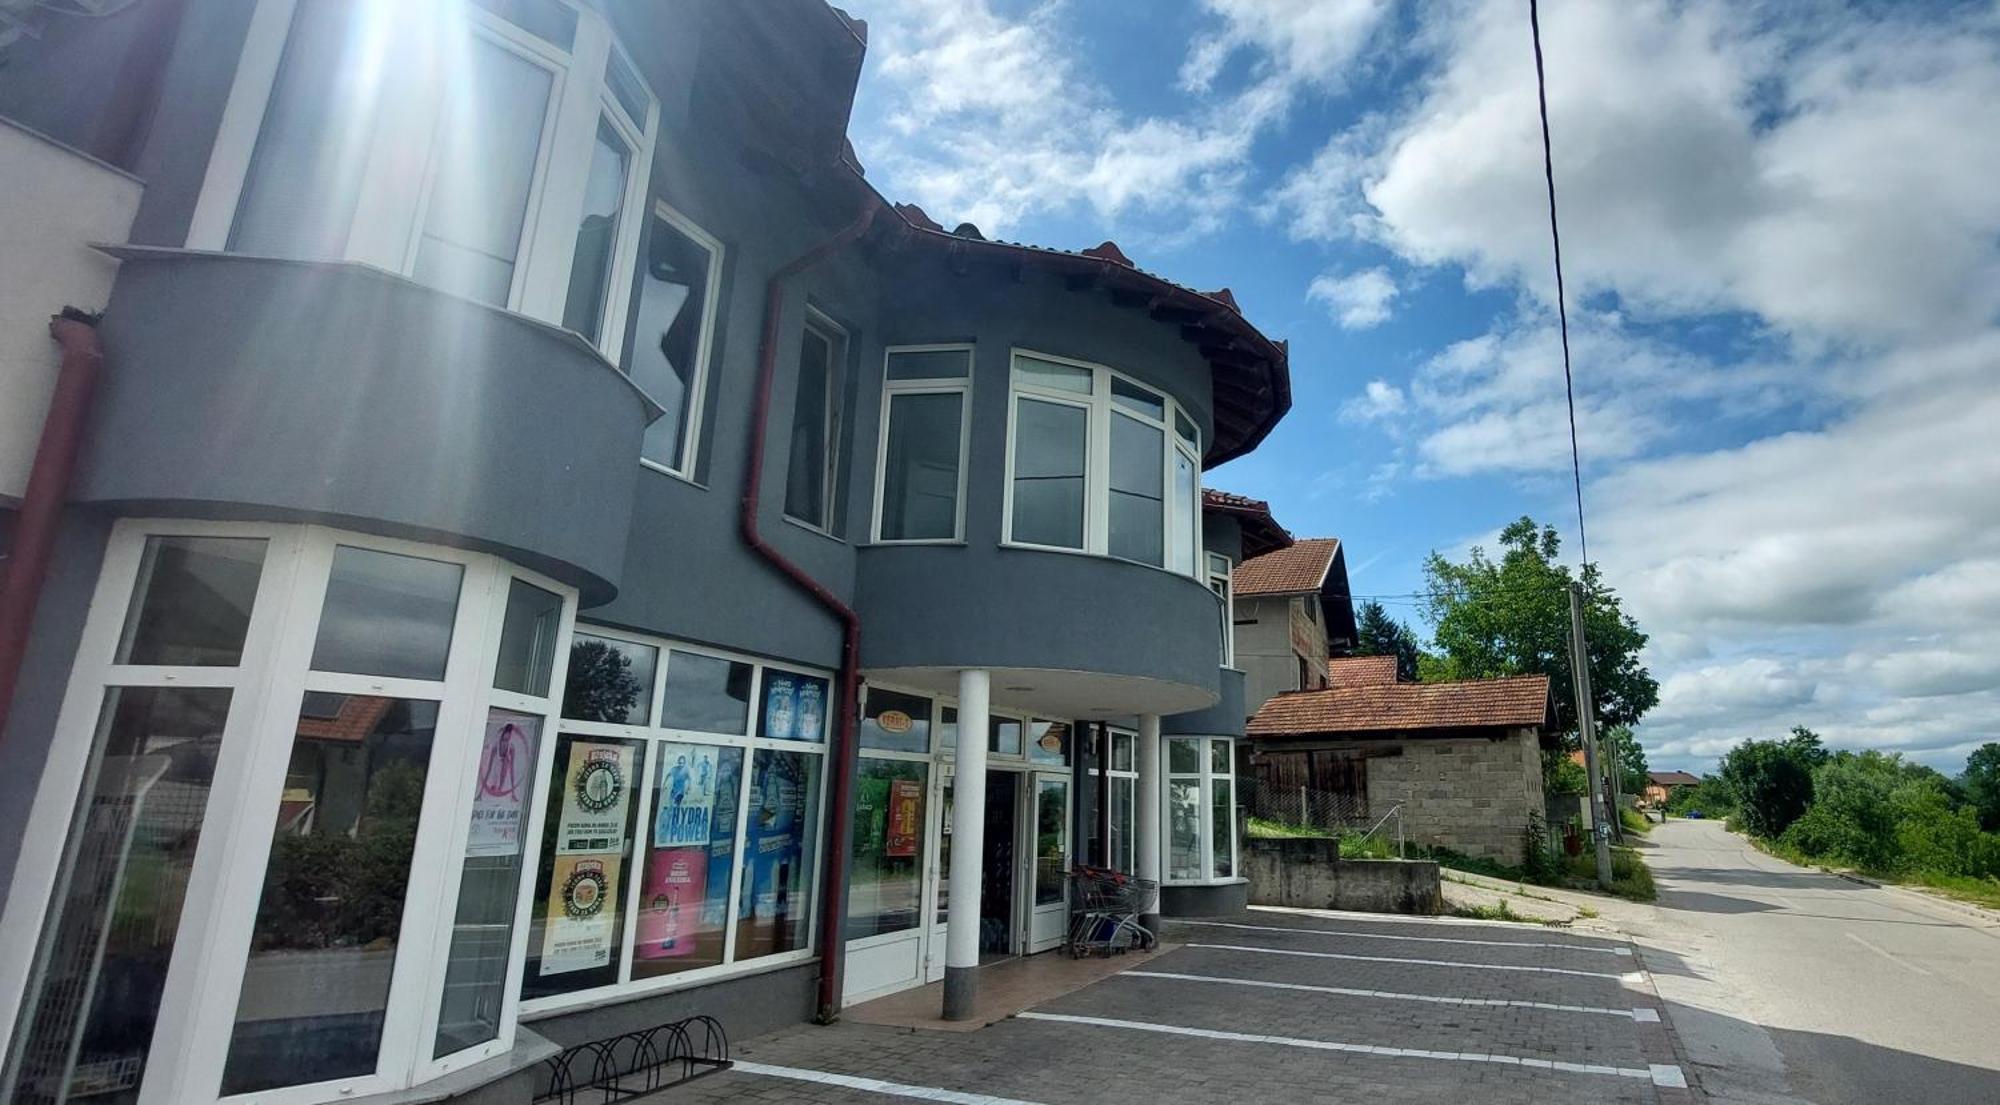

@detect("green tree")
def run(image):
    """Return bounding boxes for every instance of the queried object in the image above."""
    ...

[1718,738,1815,838]
[1421,517,1659,741]
[1353,599,1424,681]
[1785,725,1830,767]
[1961,743,2000,832]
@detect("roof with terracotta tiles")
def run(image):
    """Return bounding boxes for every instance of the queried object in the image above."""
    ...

[1202,489,1293,559]
[1327,655,1399,687]
[1248,674,1552,738]
[1647,771,1702,787]
[1235,537,1342,596]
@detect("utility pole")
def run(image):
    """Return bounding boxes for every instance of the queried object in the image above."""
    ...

[1605,724,1627,842]
[1568,581,1613,890]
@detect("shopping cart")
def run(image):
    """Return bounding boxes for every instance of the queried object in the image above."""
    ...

[1065,864,1157,957]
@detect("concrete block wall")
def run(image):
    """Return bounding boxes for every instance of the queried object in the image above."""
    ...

[1366,730,1544,865]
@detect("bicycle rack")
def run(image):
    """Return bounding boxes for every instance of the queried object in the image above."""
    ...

[532,1014,730,1103]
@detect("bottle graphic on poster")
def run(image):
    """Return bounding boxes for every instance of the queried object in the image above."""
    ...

[796,681,823,742]
[765,675,796,739]
[662,889,682,951]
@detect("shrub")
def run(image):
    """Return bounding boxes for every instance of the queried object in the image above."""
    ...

[1720,739,1815,838]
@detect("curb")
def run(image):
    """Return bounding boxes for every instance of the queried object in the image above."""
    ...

[1626,942,1703,1103]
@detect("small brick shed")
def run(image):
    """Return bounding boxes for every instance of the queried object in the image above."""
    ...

[1246,658,1554,864]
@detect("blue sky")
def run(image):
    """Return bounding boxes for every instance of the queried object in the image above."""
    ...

[839,0,2000,775]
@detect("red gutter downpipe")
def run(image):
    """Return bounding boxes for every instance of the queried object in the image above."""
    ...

[0,310,104,743]
[740,199,880,1024]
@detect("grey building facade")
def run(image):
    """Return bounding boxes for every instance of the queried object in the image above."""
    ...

[0,2,1294,1103]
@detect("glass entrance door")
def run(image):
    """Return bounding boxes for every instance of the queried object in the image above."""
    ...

[841,756,930,1005]
[1026,774,1070,953]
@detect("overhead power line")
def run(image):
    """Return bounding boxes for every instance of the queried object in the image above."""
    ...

[1528,0,1590,574]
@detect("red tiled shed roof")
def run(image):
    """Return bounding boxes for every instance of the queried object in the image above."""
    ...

[1327,655,1399,687]
[1235,537,1341,596]
[1648,771,1701,787]
[1249,674,1552,738]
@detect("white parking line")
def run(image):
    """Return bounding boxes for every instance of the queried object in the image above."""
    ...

[1016,1012,1684,1087]
[1189,942,1641,981]
[1123,969,1657,1020]
[1183,918,1632,955]
[733,1061,1051,1105]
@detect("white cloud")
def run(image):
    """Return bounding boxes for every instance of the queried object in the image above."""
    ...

[1308,267,1398,328]
[848,0,1392,239]
[1339,377,1406,422]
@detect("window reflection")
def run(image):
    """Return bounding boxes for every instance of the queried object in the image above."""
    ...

[222,697,437,1094]
[631,212,717,472]
[310,547,463,681]
[735,749,820,960]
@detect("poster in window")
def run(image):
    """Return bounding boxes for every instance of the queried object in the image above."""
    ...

[760,671,828,741]
[553,741,633,855]
[467,713,538,857]
[634,848,708,960]
[540,854,622,974]
[740,753,807,937]
[652,743,719,848]
[885,777,922,857]
[703,749,741,927]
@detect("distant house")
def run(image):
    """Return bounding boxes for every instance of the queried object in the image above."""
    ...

[1231,536,1359,712]
[1246,657,1554,863]
[1644,770,1702,807]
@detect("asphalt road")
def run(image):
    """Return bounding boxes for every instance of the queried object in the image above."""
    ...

[1630,819,2000,1104]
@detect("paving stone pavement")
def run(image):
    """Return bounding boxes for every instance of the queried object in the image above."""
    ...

[653,910,1689,1105]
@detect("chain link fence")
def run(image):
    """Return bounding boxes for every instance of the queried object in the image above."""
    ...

[1239,778,1404,856]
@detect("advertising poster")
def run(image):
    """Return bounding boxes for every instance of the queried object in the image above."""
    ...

[703,750,741,928]
[760,672,828,742]
[540,854,621,974]
[740,754,808,949]
[885,777,922,858]
[467,713,538,857]
[634,849,709,960]
[554,741,633,855]
[652,743,719,848]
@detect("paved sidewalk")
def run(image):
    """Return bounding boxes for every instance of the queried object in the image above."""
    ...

[657,907,1691,1104]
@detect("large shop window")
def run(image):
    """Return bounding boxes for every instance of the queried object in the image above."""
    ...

[1005,351,1204,574]
[0,523,575,1105]
[1166,737,1238,883]
[1087,729,1138,873]
[521,629,829,1009]
[217,0,657,358]
[784,314,848,532]
[874,347,971,542]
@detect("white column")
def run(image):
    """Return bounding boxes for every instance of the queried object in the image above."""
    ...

[942,668,989,1020]
[1136,713,1162,933]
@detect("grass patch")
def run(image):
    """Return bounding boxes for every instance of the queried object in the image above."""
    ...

[1906,870,2000,911]
[1338,833,1397,859]
[1618,806,1652,835]
[1246,816,1332,839]
[1449,899,1530,923]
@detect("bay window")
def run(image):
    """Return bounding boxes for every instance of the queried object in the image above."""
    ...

[1004,350,1204,575]
[1165,736,1238,883]
[874,347,972,543]
[0,522,577,1105]
[1207,553,1235,667]
[520,629,828,1010]
[204,0,657,358]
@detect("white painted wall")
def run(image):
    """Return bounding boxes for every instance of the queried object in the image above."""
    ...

[0,118,141,502]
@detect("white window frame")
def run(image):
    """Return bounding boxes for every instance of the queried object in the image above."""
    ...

[515,628,832,1020]
[1087,727,1139,874]
[871,345,974,544]
[783,309,848,535]
[1207,552,1235,668]
[1162,736,1239,886]
[186,0,659,362]
[0,519,579,1105]
[636,200,726,481]
[1002,349,1204,577]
